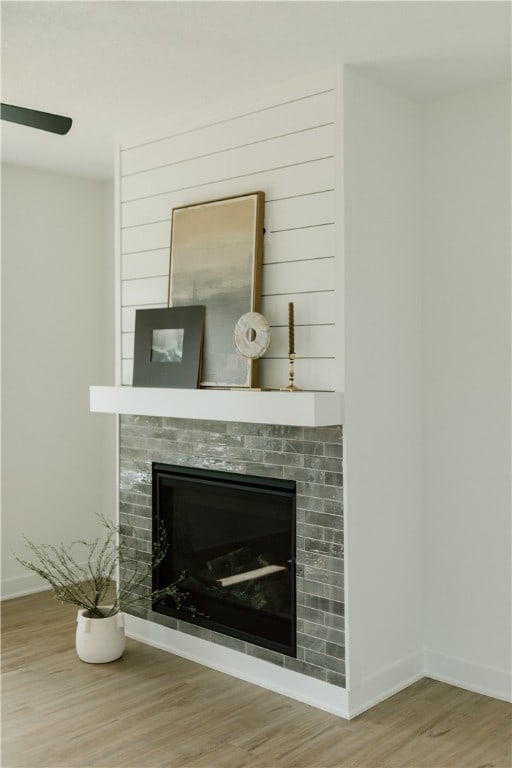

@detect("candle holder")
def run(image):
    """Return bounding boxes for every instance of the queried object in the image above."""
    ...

[281,352,302,392]
[281,301,302,392]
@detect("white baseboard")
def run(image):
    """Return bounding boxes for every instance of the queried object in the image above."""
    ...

[1,573,52,601]
[346,651,425,718]
[125,613,351,719]
[4,587,510,712]
[424,649,512,703]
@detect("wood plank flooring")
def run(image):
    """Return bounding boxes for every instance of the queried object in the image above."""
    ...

[2,591,511,768]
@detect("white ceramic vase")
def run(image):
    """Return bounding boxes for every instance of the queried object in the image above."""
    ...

[76,606,125,663]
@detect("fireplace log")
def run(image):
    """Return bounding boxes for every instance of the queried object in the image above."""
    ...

[217,564,286,587]
[251,570,289,612]
[206,547,251,578]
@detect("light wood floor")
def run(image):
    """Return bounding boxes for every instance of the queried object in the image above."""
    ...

[2,591,510,768]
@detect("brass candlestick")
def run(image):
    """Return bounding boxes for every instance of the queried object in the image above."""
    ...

[281,302,302,392]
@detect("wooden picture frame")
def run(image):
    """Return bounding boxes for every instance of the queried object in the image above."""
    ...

[132,306,205,388]
[168,192,265,388]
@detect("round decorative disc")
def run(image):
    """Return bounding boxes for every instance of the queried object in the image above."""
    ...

[234,312,271,359]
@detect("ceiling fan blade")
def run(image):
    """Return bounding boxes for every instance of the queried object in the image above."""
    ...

[0,103,72,135]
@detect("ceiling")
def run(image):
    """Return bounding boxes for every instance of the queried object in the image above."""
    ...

[1,1,510,180]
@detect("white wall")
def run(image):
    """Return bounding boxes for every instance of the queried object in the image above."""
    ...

[343,70,424,710]
[344,72,511,708]
[422,83,511,700]
[1,163,115,598]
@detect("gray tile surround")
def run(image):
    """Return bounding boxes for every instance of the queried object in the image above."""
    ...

[119,414,345,688]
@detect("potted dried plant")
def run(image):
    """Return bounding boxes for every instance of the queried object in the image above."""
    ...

[14,514,189,663]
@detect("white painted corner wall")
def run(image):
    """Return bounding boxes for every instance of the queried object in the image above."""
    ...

[343,69,424,704]
[422,82,511,702]
[344,71,511,706]
[117,70,344,393]
[1,164,116,599]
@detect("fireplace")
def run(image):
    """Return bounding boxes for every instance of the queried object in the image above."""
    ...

[152,462,296,656]
[119,415,345,688]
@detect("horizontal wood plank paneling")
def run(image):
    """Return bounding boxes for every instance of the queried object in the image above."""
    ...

[122,333,135,360]
[121,158,335,229]
[261,291,336,326]
[118,76,342,391]
[267,324,336,359]
[262,258,335,295]
[121,90,335,176]
[122,221,170,255]
[121,124,335,201]
[122,249,169,280]
[264,223,335,264]
[265,191,335,232]
[122,358,133,386]
[122,276,168,306]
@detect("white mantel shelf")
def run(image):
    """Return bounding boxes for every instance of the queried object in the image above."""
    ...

[89,386,344,427]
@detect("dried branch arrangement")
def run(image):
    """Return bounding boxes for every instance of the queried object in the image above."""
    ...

[14,515,191,619]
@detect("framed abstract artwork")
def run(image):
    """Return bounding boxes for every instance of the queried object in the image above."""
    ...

[168,192,265,388]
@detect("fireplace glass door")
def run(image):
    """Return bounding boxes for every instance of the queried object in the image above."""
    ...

[152,463,296,656]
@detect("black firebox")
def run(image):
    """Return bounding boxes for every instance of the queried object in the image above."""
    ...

[152,462,296,656]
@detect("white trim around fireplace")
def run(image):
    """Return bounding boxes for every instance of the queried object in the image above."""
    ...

[125,612,350,719]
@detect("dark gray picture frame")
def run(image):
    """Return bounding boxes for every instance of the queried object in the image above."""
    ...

[133,306,205,388]
[168,192,265,388]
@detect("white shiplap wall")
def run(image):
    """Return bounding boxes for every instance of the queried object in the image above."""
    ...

[118,71,343,391]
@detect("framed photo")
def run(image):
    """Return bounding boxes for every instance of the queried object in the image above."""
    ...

[168,192,265,388]
[133,306,205,388]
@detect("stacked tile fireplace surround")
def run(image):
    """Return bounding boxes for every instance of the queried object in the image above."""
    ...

[119,414,345,688]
